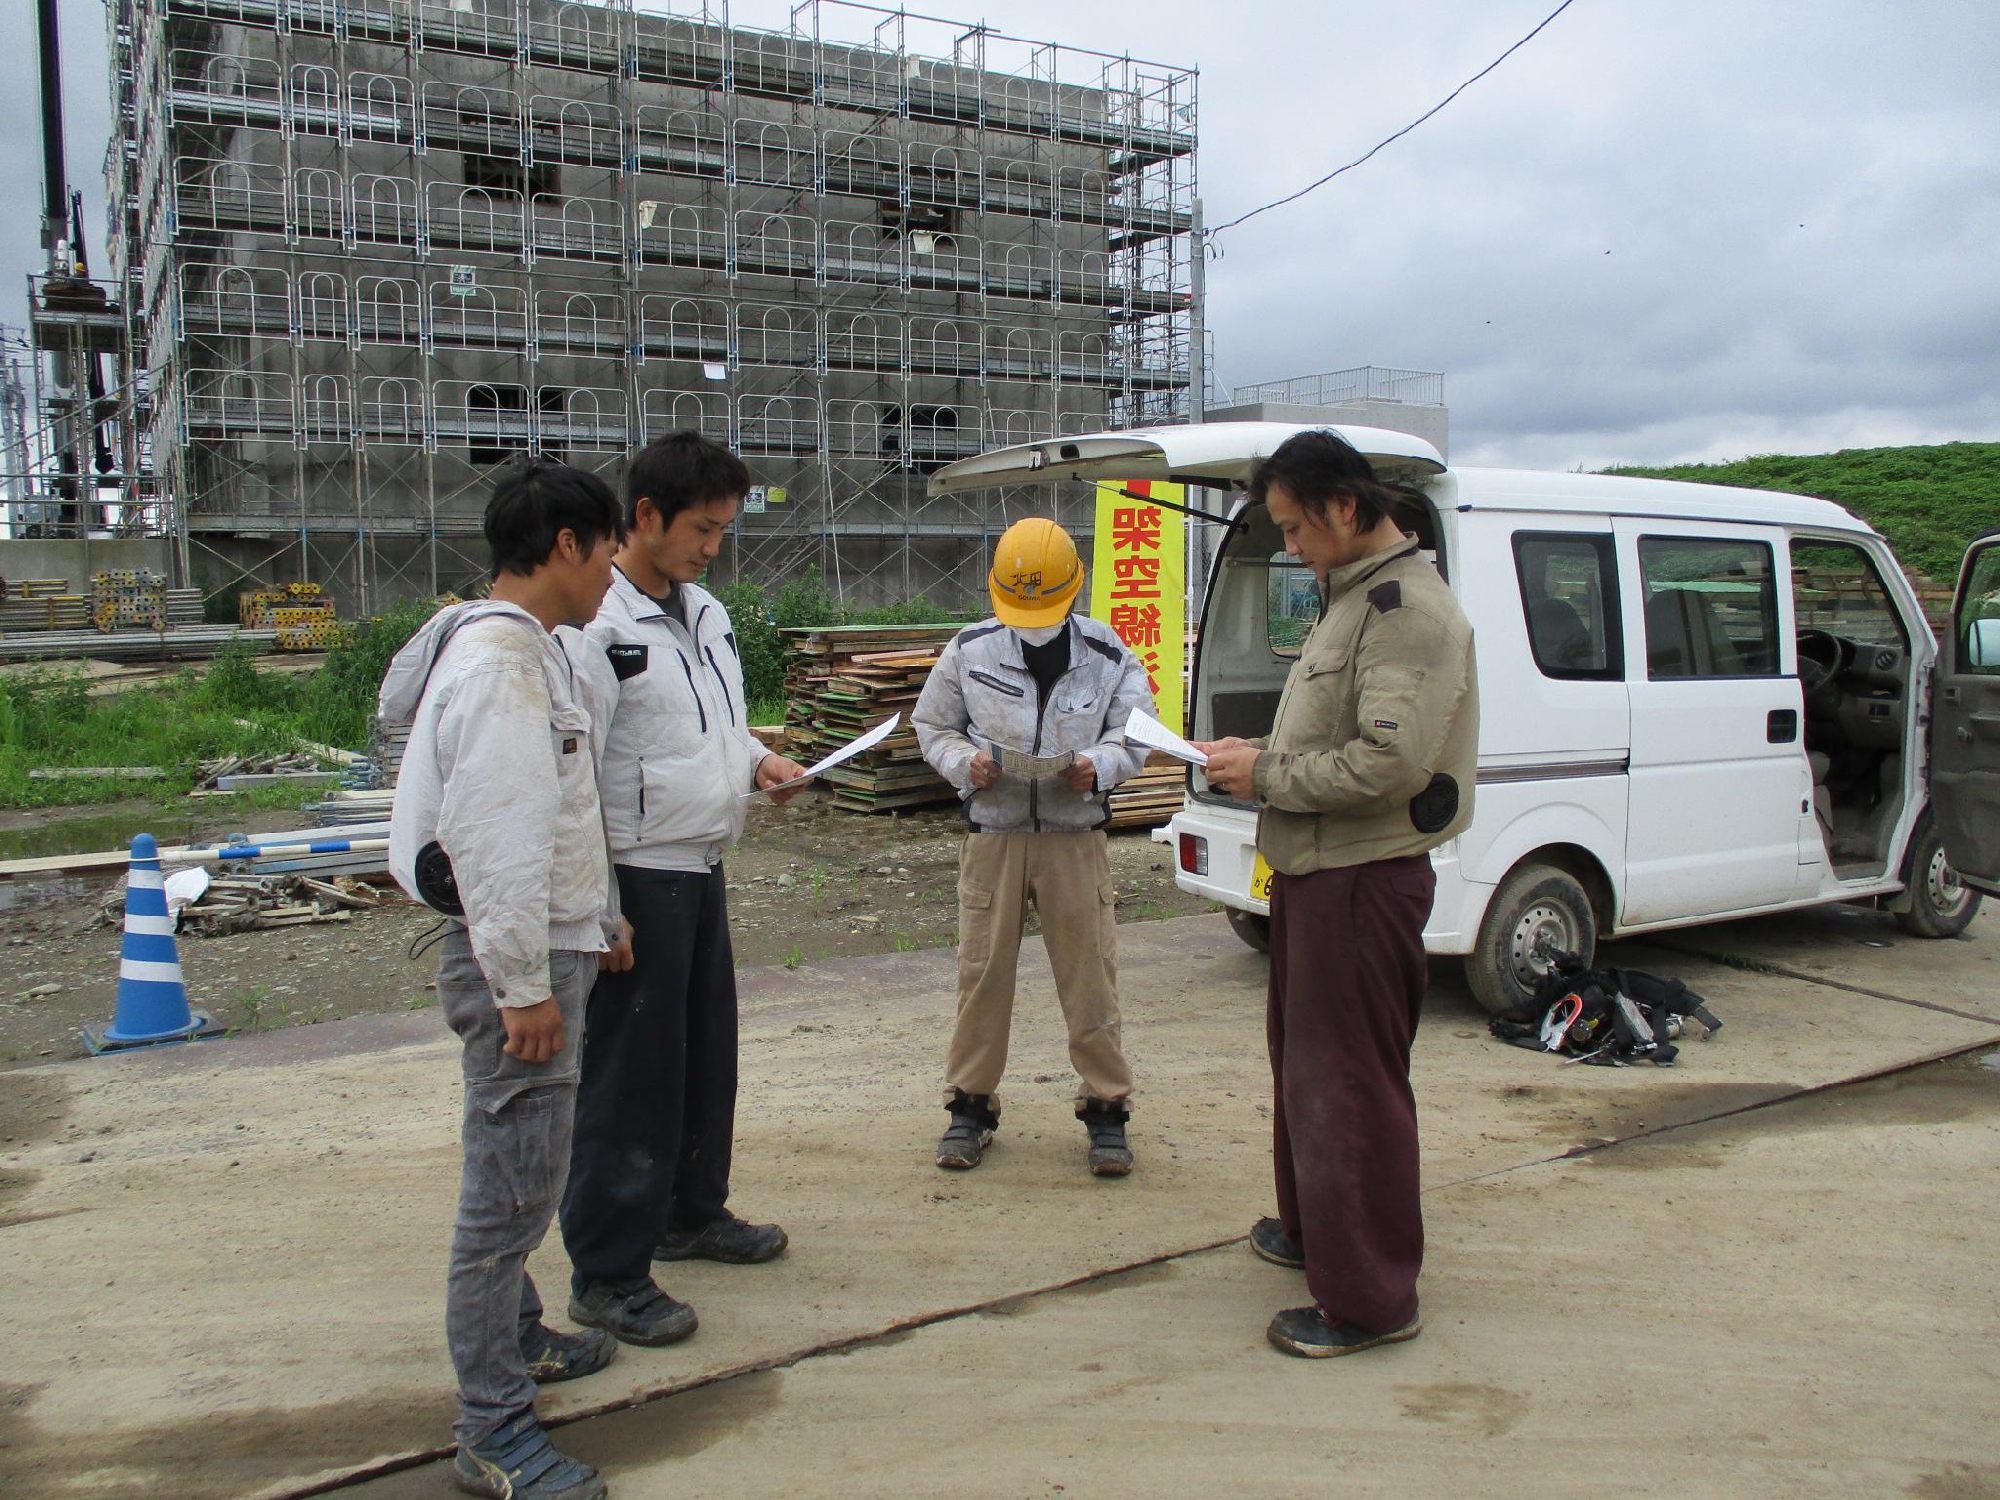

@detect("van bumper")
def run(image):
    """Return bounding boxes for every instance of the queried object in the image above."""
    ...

[1167,800,1473,952]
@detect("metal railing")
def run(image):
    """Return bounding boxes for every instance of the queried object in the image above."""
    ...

[1228,366,1445,408]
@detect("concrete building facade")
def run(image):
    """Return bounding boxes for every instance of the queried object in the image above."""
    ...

[107,0,1198,611]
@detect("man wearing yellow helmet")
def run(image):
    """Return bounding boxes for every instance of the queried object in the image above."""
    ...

[913,517,1157,1176]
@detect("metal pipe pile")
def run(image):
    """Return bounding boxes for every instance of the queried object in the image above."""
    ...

[0,626,279,662]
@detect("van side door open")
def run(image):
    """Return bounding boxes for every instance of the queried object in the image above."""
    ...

[1616,518,1814,923]
[1930,531,2000,896]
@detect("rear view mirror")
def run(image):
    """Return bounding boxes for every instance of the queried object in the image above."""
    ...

[1968,617,2000,669]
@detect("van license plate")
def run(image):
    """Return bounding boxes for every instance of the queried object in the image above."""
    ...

[1250,852,1275,904]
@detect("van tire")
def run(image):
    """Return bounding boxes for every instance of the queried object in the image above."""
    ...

[1893,816,1982,938]
[1226,906,1272,953]
[1465,862,1596,1017]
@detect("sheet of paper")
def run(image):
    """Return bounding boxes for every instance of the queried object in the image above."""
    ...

[993,742,1076,781]
[742,712,901,797]
[1122,708,1208,766]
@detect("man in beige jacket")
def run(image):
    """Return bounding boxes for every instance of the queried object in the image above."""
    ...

[1198,429,1478,1360]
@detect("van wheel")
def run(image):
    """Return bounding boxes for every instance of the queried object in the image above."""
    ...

[1226,906,1271,954]
[1465,862,1596,1017]
[1894,817,1982,938]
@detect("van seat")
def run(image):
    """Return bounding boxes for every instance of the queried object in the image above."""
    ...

[1645,588,1748,676]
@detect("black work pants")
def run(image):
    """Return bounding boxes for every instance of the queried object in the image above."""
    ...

[1267,853,1435,1334]
[561,863,737,1294]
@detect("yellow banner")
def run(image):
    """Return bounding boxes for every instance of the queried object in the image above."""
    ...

[1088,480,1185,732]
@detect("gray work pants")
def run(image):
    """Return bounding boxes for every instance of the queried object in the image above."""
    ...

[438,928,593,1448]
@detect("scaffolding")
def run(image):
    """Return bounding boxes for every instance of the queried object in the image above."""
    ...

[102,0,1198,612]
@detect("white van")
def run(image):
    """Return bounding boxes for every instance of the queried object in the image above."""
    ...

[930,423,2000,1013]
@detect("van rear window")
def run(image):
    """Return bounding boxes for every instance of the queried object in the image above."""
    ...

[1512,532,1622,680]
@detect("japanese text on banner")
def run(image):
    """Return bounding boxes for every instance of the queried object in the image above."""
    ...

[1088,480,1185,733]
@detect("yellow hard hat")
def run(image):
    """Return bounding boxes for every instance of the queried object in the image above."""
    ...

[989,517,1084,627]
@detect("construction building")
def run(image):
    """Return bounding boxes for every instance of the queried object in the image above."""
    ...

[97,0,1198,612]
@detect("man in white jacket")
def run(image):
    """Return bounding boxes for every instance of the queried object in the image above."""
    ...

[559,432,807,1347]
[382,460,628,1500]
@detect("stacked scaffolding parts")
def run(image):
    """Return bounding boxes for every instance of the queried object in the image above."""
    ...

[106,0,1199,611]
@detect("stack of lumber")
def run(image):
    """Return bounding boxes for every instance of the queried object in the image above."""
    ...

[783,624,960,812]
[1106,752,1186,830]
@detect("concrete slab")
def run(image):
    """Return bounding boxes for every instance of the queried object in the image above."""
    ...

[1,915,1995,1499]
[1624,899,2000,1022]
[352,1054,2000,1500]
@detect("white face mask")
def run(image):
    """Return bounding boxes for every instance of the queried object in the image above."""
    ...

[1013,621,1067,647]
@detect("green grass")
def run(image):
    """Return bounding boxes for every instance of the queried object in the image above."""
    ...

[1602,441,1999,583]
[0,597,444,811]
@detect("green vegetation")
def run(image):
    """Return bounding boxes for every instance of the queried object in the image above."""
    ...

[0,597,444,810]
[1603,441,1999,583]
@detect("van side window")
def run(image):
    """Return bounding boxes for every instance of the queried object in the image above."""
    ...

[1267,555,1320,659]
[1638,537,1781,679]
[1958,546,2000,674]
[1790,540,1909,649]
[1512,532,1621,680]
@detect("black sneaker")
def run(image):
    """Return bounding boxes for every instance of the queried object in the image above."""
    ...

[1078,1099,1133,1177]
[655,1215,789,1265]
[1266,1303,1421,1359]
[937,1090,998,1170]
[567,1279,699,1348]
[453,1410,604,1500]
[519,1322,617,1384]
[1250,1217,1305,1269]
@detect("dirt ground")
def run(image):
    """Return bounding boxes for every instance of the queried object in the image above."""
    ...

[0,791,1207,1066]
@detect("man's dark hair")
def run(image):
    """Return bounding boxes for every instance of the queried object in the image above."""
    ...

[626,430,752,529]
[484,457,624,579]
[1248,429,1402,532]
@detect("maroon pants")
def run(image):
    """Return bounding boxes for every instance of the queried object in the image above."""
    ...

[1267,854,1435,1333]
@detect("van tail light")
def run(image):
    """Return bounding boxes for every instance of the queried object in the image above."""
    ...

[1178,833,1208,875]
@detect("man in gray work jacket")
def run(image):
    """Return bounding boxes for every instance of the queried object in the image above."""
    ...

[559,432,807,1349]
[914,516,1156,1178]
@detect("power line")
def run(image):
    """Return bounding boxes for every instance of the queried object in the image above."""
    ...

[1208,0,1581,239]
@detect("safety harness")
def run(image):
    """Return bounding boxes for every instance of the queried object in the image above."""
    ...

[1490,954,1723,1066]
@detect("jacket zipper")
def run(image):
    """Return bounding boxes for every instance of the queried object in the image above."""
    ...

[638,755,646,816]
[704,645,737,727]
[677,652,709,733]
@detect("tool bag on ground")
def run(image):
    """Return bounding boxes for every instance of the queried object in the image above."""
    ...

[1489,953,1722,1065]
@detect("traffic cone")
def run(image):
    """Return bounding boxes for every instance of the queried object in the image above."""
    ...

[82,833,224,1055]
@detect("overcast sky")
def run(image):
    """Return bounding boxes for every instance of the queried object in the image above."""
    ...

[3,0,1995,469]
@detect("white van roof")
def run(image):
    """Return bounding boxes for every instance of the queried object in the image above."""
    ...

[926,421,1874,538]
[1446,465,1873,535]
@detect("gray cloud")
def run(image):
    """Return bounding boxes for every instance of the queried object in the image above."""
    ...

[3,0,1994,471]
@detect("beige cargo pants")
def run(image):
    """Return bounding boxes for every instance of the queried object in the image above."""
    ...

[945,829,1134,1109]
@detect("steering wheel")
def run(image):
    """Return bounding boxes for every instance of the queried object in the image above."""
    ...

[1795,629,1842,701]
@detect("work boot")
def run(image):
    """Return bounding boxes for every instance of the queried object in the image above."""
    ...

[1249,1217,1305,1270]
[655,1214,789,1265]
[936,1090,998,1170]
[1266,1303,1422,1359]
[453,1409,605,1500]
[1077,1099,1133,1177]
[519,1322,617,1384]
[567,1279,698,1348]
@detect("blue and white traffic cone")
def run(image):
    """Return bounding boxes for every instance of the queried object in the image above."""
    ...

[82,833,224,1055]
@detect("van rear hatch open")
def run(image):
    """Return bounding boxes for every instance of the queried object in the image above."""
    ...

[925,421,1446,496]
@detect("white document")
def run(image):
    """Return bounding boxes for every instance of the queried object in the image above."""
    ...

[1122,708,1208,767]
[743,712,901,798]
[993,742,1076,781]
